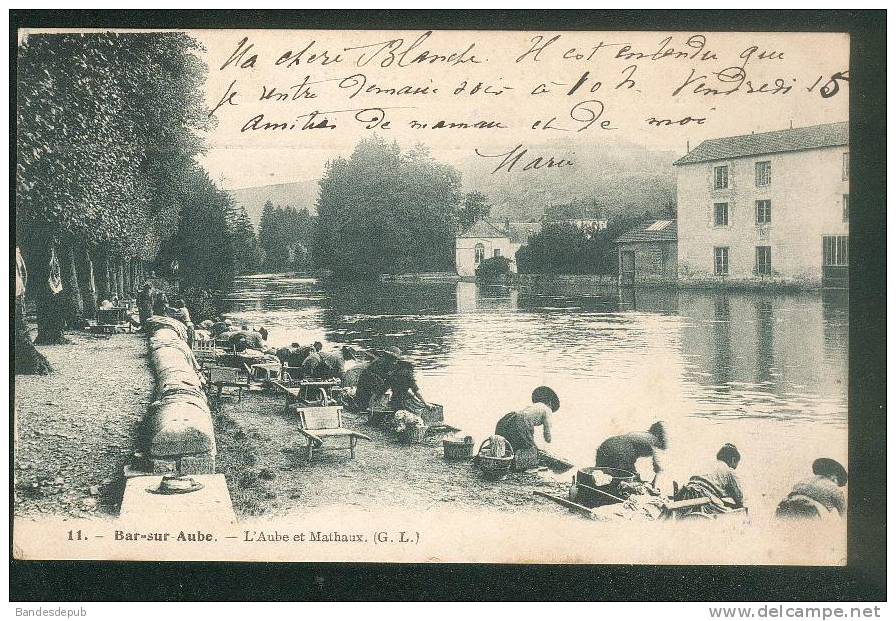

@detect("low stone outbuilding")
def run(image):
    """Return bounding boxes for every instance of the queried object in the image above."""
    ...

[615,220,678,285]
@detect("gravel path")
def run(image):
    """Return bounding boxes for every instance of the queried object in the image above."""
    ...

[212,391,572,518]
[14,330,152,518]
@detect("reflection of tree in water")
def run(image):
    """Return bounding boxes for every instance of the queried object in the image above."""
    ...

[316,279,459,366]
[516,292,619,313]
[224,276,460,367]
[223,276,326,313]
[755,296,775,384]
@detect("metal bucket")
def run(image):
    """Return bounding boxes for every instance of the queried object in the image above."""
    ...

[573,467,636,508]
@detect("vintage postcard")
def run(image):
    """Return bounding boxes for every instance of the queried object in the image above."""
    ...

[14,25,853,566]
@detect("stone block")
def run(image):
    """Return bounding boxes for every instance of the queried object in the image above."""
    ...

[179,453,216,475]
[146,399,216,458]
[124,464,152,478]
[119,474,236,524]
[152,458,177,474]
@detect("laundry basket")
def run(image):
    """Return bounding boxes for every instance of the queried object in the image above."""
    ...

[475,437,514,479]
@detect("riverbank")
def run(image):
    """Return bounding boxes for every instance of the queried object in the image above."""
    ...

[211,391,572,518]
[206,390,844,566]
[13,330,153,518]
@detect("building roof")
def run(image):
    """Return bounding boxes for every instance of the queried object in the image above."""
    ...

[457,220,508,239]
[614,220,677,244]
[458,220,542,243]
[674,122,848,166]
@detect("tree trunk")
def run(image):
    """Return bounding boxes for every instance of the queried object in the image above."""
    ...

[15,295,51,374]
[31,234,69,345]
[77,246,97,319]
[59,240,84,325]
[123,257,131,297]
[95,252,110,302]
[116,261,125,299]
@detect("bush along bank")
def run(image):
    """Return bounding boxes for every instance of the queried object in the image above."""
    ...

[133,316,216,476]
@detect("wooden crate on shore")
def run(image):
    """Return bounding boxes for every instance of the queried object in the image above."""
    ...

[205,365,251,401]
[292,405,371,463]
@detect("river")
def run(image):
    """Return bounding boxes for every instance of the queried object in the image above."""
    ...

[223,274,849,516]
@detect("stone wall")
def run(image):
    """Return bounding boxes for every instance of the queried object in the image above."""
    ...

[514,272,818,292]
[617,240,678,284]
[514,273,620,296]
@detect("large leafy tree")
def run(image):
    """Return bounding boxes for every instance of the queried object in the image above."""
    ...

[314,137,462,278]
[16,31,217,370]
[516,215,645,275]
[460,191,492,232]
[155,165,238,292]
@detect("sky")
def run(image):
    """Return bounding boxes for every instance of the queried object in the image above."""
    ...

[180,29,851,190]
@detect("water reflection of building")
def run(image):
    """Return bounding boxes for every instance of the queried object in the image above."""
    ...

[617,286,679,313]
[677,290,849,400]
[455,281,519,313]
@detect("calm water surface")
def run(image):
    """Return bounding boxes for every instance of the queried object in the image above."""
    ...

[224,275,848,512]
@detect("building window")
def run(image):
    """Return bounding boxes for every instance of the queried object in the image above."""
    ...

[714,165,729,189]
[755,161,771,186]
[756,200,772,224]
[842,194,849,222]
[842,152,849,181]
[823,236,849,266]
[755,246,772,276]
[714,247,729,276]
[493,248,502,258]
[714,202,729,226]
[474,243,485,264]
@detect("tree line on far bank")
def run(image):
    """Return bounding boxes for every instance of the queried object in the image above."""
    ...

[240,137,658,280]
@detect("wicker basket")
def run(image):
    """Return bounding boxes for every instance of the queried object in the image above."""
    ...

[399,426,426,444]
[443,436,475,460]
[476,437,515,478]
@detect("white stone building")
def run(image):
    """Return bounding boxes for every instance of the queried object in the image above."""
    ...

[455,220,541,278]
[674,122,849,288]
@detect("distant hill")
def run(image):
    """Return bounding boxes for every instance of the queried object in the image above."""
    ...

[226,140,676,228]
[228,180,319,227]
[458,139,677,222]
